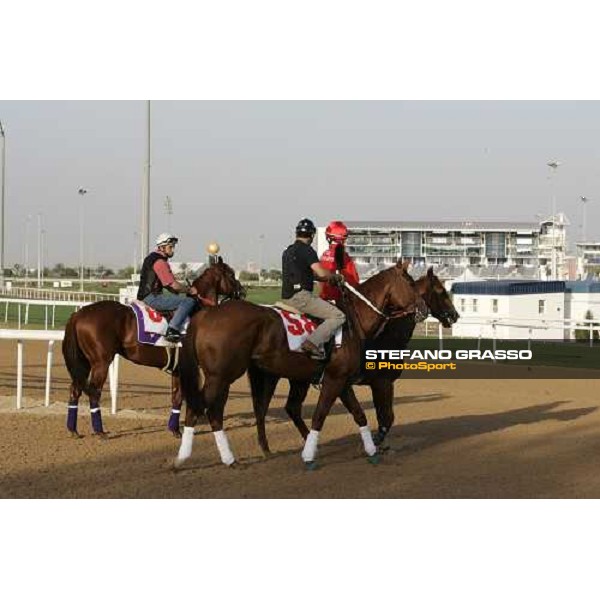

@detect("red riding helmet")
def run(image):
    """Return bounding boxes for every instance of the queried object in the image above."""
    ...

[325,221,349,244]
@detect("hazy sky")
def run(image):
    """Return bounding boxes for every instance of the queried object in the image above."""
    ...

[1,100,600,270]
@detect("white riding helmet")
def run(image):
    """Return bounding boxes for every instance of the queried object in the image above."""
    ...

[155,232,179,247]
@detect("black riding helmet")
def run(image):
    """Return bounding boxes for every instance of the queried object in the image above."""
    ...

[296,218,316,237]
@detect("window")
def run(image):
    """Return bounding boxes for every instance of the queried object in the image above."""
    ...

[492,298,498,313]
[460,298,466,312]
[538,299,546,314]
[472,298,478,313]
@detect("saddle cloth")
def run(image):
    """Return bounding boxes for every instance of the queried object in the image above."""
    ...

[267,306,343,351]
[130,301,189,347]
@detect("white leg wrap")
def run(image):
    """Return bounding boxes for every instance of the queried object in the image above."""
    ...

[214,430,235,465]
[359,425,377,456]
[302,429,320,463]
[176,426,195,462]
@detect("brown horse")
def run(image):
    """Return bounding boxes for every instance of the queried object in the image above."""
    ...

[246,266,460,455]
[174,260,422,469]
[61,259,242,437]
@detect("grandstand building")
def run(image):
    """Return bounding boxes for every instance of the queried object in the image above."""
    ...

[317,215,569,280]
[576,242,600,279]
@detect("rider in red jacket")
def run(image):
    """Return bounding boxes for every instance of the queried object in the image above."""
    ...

[319,221,359,303]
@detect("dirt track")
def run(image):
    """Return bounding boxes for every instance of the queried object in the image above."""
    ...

[1,340,600,498]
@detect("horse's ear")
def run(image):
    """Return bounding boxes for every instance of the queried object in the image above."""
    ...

[427,266,434,278]
[217,256,223,264]
[395,258,410,271]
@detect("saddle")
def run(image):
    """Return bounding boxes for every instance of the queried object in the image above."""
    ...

[268,303,345,384]
[130,301,189,347]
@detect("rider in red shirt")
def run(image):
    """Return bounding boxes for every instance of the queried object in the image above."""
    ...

[319,221,359,303]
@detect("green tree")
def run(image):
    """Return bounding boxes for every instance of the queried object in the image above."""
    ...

[239,270,259,281]
[118,266,135,278]
[575,309,600,342]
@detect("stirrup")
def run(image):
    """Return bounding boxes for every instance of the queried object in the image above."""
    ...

[300,340,326,361]
[165,327,182,342]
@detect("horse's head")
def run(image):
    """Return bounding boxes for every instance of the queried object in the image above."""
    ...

[377,260,425,321]
[417,267,460,328]
[365,261,426,320]
[191,257,245,305]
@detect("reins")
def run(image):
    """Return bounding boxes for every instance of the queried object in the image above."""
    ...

[342,279,417,340]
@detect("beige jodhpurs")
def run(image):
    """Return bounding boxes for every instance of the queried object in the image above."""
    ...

[284,290,346,347]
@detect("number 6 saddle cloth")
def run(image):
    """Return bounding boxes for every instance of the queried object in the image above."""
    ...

[130,300,190,346]
[268,302,343,352]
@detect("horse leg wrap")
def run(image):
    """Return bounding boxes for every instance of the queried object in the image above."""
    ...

[67,404,78,432]
[177,426,195,462]
[90,405,104,433]
[214,430,235,465]
[359,425,377,457]
[168,409,181,431]
[302,430,320,463]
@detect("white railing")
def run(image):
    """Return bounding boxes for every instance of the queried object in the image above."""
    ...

[0,329,120,412]
[2,298,88,329]
[423,316,600,355]
[0,286,118,303]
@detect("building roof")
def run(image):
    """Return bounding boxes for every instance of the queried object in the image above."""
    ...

[451,280,565,295]
[344,220,539,232]
[565,281,600,293]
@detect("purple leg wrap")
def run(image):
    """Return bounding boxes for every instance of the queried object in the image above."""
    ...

[91,406,104,433]
[168,410,181,432]
[67,404,78,432]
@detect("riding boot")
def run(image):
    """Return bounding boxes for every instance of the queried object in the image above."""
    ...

[299,339,326,360]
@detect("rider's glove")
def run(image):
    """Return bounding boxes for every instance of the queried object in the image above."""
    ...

[328,273,345,286]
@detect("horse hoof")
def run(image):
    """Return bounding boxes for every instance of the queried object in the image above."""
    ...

[172,458,186,470]
[305,461,318,471]
[68,430,82,439]
[92,431,109,440]
[227,461,243,470]
[170,429,182,439]
[367,454,381,465]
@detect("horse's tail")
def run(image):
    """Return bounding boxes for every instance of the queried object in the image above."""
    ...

[179,327,205,417]
[62,315,91,394]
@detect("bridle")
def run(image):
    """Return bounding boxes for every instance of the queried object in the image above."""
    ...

[342,280,422,340]
[189,267,243,308]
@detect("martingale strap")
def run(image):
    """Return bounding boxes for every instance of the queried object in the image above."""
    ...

[196,294,216,307]
[342,282,387,316]
[162,346,180,374]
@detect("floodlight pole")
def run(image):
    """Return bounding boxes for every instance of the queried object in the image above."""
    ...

[164,195,173,231]
[547,160,560,279]
[141,101,151,259]
[37,213,42,288]
[0,120,6,289]
[580,196,593,242]
[78,188,88,292]
[24,215,31,286]
[258,234,265,283]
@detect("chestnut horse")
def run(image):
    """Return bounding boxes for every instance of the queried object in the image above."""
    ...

[246,267,459,455]
[61,259,242,437]
[174,261,422,469]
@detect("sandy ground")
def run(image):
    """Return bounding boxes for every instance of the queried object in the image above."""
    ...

[1,340,600,498]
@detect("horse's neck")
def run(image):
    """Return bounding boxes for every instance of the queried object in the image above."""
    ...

[194,273,217,298]
[414,277,429,299]
[350,274,389,337]
[414,277,434,309]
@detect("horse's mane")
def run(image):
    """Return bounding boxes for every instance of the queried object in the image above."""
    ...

[192,262,231,292]
[356,265,402,297]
